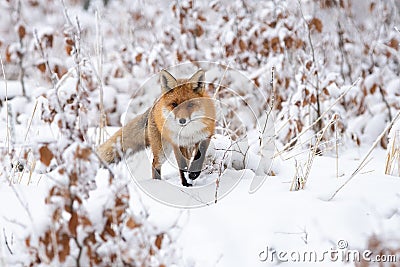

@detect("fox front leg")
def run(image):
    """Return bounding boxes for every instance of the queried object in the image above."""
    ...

[189,138,210,180]
[152,157,162,180]
[150,142,163,180]
[173,146,191,187]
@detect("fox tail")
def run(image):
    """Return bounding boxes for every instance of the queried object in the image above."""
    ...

[97,109,150,164]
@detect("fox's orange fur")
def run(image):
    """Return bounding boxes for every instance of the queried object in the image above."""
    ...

[97,69,216,186]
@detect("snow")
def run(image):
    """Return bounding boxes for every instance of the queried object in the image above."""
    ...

[135,147,400,266]
[386,78,400,95]
[0,81,24,99]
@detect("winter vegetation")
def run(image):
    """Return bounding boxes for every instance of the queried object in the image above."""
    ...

[0,0,399,266]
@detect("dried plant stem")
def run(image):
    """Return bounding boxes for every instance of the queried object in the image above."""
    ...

[302,116,336,187]
[2,229,13,255]
[33,30,58,87]
[213,63,230,99]
[261,66,275,136]
[95,10,106,145]
[298,0,321,131]
[385,130,400,176]
[329,110,400,201]
[290,160,299,191]
[337,21,353,83]
[0,54,10,155]
[291,116,336,191]
[379,86,393,122]
[335,117,339,179]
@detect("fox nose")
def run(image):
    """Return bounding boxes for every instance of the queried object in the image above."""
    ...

[179,118,187,125]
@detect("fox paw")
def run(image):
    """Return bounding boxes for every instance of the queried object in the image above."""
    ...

[189,171,200,180]
[182,181,192,187]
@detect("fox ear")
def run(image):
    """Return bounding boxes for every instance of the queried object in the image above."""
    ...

[160,70,178,93]
[189,69,205,93]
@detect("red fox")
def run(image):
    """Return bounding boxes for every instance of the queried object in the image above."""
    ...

[97,69,216,186]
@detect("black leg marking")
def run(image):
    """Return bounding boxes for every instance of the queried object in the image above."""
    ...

[152,167,161,180]
[173,146,191,186]
[189,139,210,180]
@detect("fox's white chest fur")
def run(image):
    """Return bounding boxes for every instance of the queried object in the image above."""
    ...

[162,108,209,147]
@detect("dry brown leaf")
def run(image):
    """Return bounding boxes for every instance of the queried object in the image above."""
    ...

[135,53,143,63]
[126,217,138,229]
[309,18,323,33]
[310,94,317,104]
[369,2,376,12]
[39,146,53,166]
[194,24,204,37]
[69,212,78,237]
[155,233,164,249]
[37,62,46,73]
[65,38,74,46]
[18,25,26,39]
[388,38,399,50]
[239,39,247,51]
[370,84,377,94]
[65,45,73,55]
[5,45,11,63]
[284,36,293,49]
[306,60,312,70]
[270,36,280,52]
[76,146,91,161]
[58,232,70,262]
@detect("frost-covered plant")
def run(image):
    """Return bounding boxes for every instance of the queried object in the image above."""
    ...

[4,5,181,266]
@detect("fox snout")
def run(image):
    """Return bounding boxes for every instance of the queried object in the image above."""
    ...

[171,101,198,126]
[174,110,191,127]
[178,118,187,126]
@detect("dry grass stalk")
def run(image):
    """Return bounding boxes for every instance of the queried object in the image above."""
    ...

[291,116,336,191]
[0,54,10,155]
[385,130,400,176]
[95,10,107,145]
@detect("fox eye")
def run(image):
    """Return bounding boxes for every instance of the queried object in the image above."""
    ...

[171,102,178,108]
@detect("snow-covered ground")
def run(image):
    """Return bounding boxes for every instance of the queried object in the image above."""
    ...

[1,144,399,266]
[135,146,400,266]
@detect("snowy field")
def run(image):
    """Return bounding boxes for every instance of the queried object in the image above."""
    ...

[1,145,400,266]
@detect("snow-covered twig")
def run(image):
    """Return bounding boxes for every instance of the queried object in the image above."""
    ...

[0,54,10,155]
[95,10,106,145]
[213,63,230,99]
[334,114,339,179]
[293,115,336,190]
[2,229,13,255]
[298,0,321,131]
[33,30,58,87]
[261,66,275,136]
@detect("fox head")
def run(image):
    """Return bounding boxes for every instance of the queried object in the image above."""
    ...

[154,69,216,146]
[159,69,209,126]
